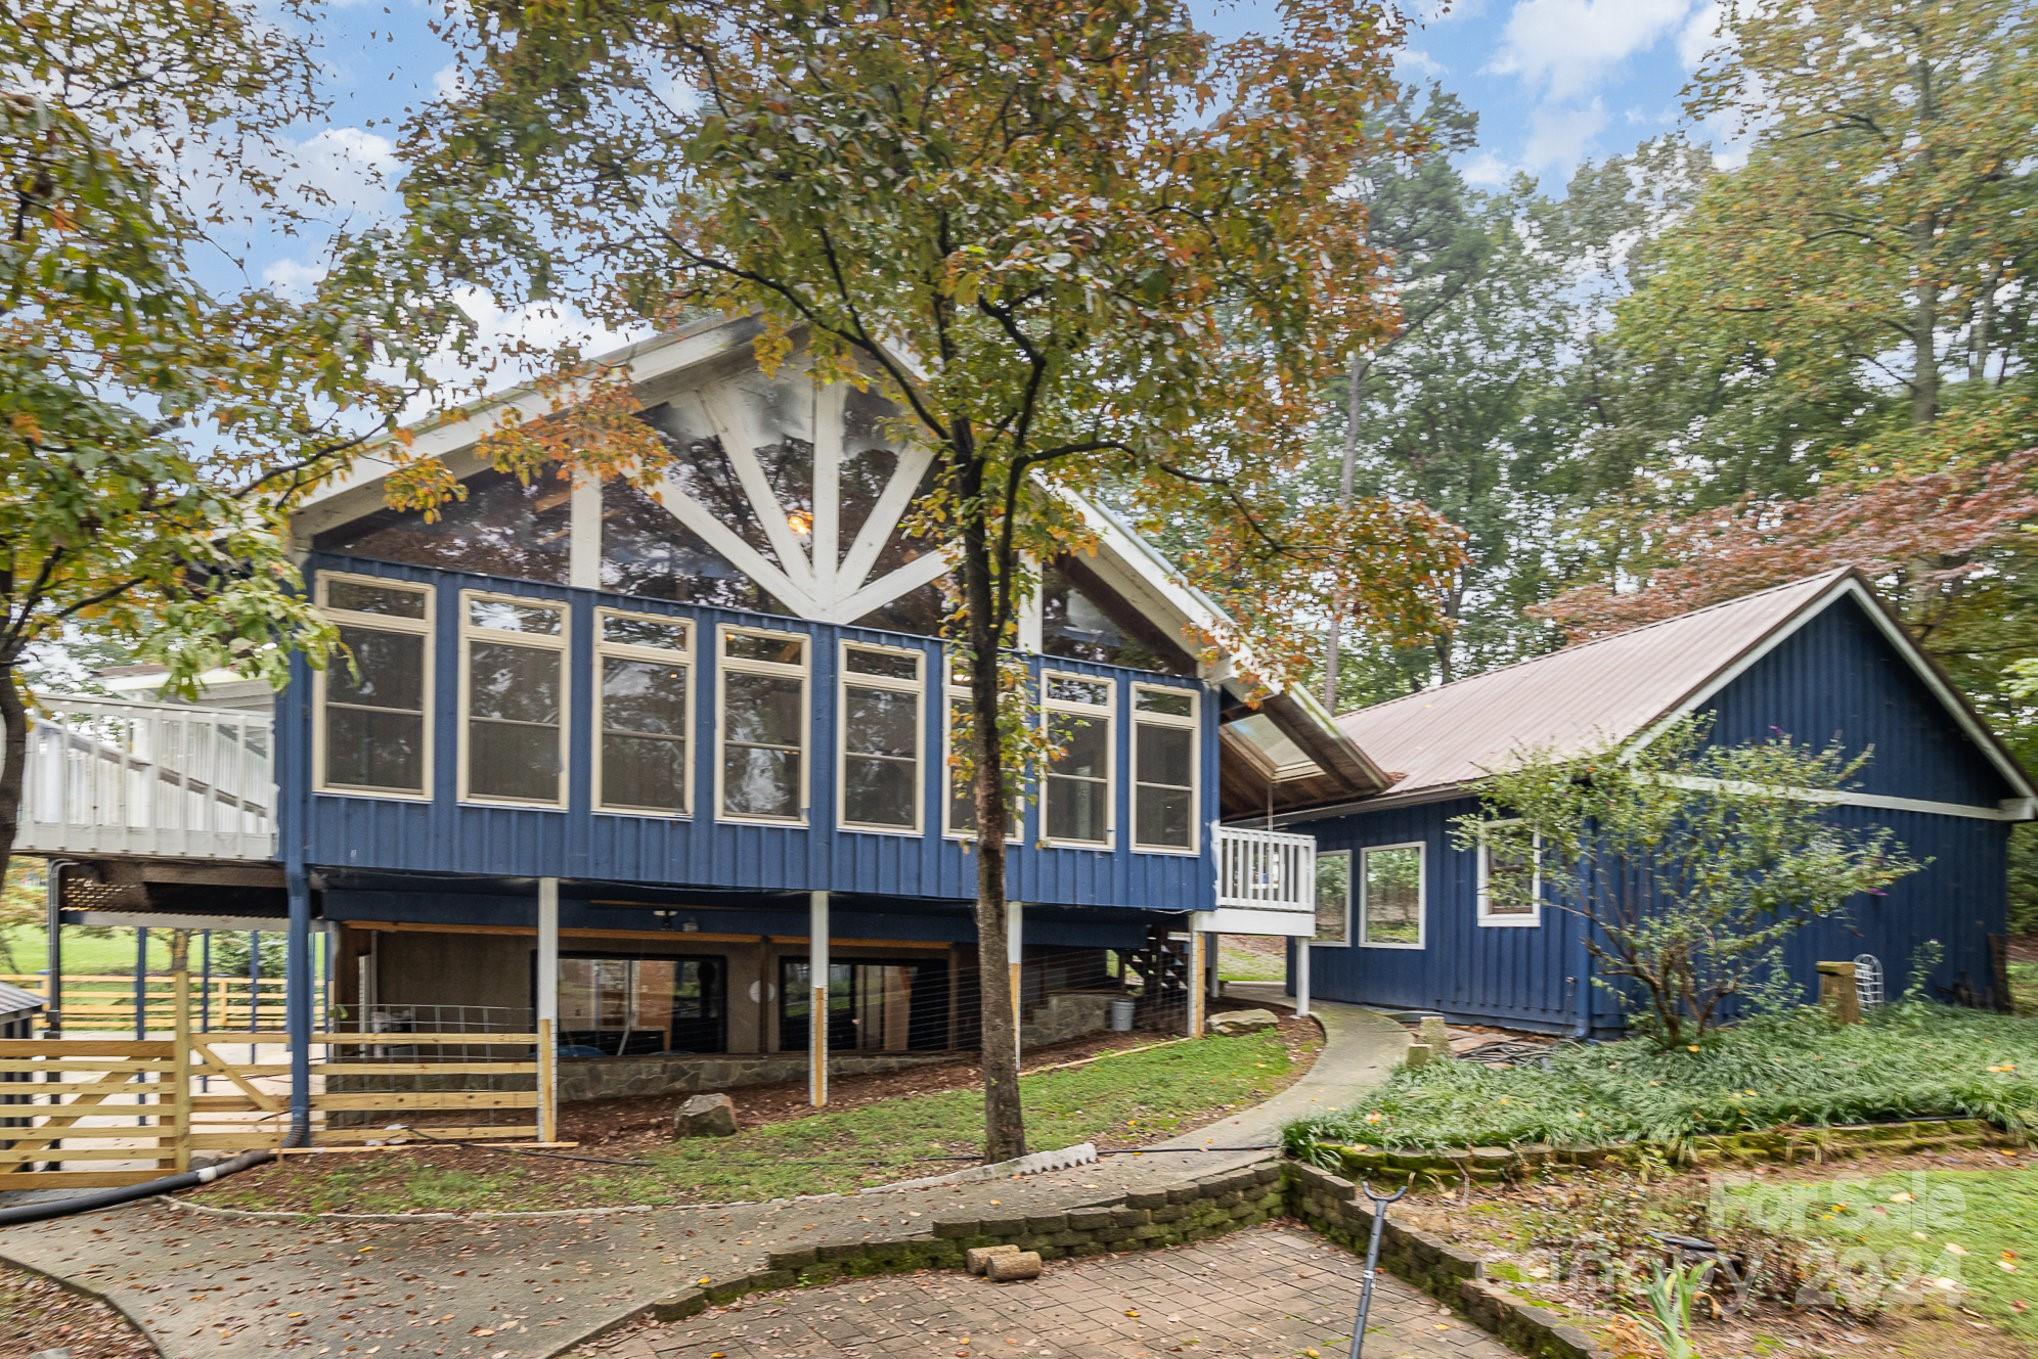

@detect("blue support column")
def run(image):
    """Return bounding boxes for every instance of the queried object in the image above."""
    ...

[133,929,149,1040]
[286,867,313,1145]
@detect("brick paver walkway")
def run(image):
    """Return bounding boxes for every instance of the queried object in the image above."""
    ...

[580,1226,1513,1359]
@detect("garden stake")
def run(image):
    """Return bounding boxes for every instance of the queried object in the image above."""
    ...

[1346,1180,1409,1359]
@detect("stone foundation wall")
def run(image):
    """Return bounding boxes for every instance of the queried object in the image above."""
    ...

[1020,991,1118,1049]
[558,1049,952,1103]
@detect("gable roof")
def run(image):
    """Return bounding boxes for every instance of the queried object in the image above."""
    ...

[292,318,1386,801]
[1316,568,2036,814]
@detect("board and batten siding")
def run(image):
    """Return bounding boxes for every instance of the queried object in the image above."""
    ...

[1702,594,2017,807]
[1289,797,1592,1033]
[1287,592,2021,1030]
[276,555,1219,913]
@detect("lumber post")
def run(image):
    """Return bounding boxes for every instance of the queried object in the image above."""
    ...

[809,890,829,1107]
[537,1017,557,1144]
[169,931,192,1172]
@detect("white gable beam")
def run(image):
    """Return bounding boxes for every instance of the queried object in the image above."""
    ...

[824,546,955,626]
[838,442,936,596]
[653,474,819,618]
[694,387,817,596]
[811,382,845,606]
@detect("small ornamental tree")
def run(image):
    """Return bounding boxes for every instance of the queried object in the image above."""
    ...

[1457,718,1921,1049]
[399,0,1465,1160]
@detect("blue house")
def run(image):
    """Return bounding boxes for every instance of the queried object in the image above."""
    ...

[20,316,1367,1126]
[1279,569,2036,1034]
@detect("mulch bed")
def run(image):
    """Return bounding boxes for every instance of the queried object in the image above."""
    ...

[0,1263,156,1359]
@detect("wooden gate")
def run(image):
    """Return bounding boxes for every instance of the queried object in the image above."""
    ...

[0,954,555,1189]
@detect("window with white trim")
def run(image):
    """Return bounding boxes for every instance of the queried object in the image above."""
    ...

[717,626,808,823]
[460,592,569,806]
[1041,673,1113,847]
[316,573,433,797]
[1131,685,1198,853]
[594,609,692,816]
[1312,850,1352,946]
[1359,843,1425,948]
[943,663,1022,841]
[1476,819,1542,926]
[839,642,922,833]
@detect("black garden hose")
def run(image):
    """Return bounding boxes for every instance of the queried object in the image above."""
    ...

[0,1148,274,1228]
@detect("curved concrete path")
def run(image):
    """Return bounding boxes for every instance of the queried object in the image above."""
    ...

[0,1001,1407,1359]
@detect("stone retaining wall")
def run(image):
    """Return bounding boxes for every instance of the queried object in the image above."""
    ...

[1306,1116,2007,1187]
[1284,1161,1608,1359]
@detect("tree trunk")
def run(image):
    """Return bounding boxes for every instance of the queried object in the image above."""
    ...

[0,660,26,887]
[1320,348,1366,709]
[958,466,1026,1164]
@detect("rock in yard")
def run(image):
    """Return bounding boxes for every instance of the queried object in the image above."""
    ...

[673,1092,737,1138]
[967,1244,1021,1275]
[984,1250,1043,1282]
[1207,1008,1280,1035]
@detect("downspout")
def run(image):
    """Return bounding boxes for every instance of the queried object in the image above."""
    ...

[281,649,315,1148]
[43,860,71,1037]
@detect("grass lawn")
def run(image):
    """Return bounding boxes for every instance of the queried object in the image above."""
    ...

[1721,1166,2038,1347]
[207,1028,1301,1213]
[1290,1003,2038,1153]
[0,925,175,976]
[2010,960,2037,1016]
[1218,937,1287,983]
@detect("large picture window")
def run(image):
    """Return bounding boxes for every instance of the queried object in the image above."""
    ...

[316,574,434,797]
[838,643,923,833]
[1312,850,1351,946]
[1477,819,1543,926]
[1041,672,1114,847]
[1360,842,1426,948]
[460,592,569,805]
[716,625,808,823]
[942,664,1022,841]
[557,955,726,1055]
[594,610,692,816]
[1131,685,1198,853]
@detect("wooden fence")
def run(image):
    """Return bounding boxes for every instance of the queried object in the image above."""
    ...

[2,972,293,1033]
[0,967,554,1191]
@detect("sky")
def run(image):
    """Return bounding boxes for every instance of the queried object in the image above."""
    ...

[249,0,1733,373]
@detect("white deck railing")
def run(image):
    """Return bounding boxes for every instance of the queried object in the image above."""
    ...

[17,695,276,861]
[1215,824,1317,916]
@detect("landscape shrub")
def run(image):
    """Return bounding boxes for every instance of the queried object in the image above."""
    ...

[1287,1003,2038,1154]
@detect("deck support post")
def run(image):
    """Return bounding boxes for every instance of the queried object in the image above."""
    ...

[285,867,313,1145]
[1207,935,1222,1000]
[809,890,829,1107]
[1007,900,1024,1065]
[1186,929,1206,1037]
[536,878,560,1137]
[1295,939,1311,1020]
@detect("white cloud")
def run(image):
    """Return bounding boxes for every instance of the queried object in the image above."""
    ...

[1677,1,1724,70]
[294,126,399,219]
[1523,98,1608,175]
[1460,152,1514,187]
[1396,47,1447,79]
[262,257,327,302]
[1489,0,1694,100]
[431,62,467,100]
[398,289,651,420]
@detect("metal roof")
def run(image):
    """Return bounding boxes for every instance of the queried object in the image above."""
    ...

[0,981,44,1016]
[1335,569,1860,802]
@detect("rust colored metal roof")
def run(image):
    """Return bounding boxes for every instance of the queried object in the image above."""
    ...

[1336,570,1856,802]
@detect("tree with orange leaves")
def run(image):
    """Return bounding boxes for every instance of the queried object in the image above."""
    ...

[399,0,1463,1158]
